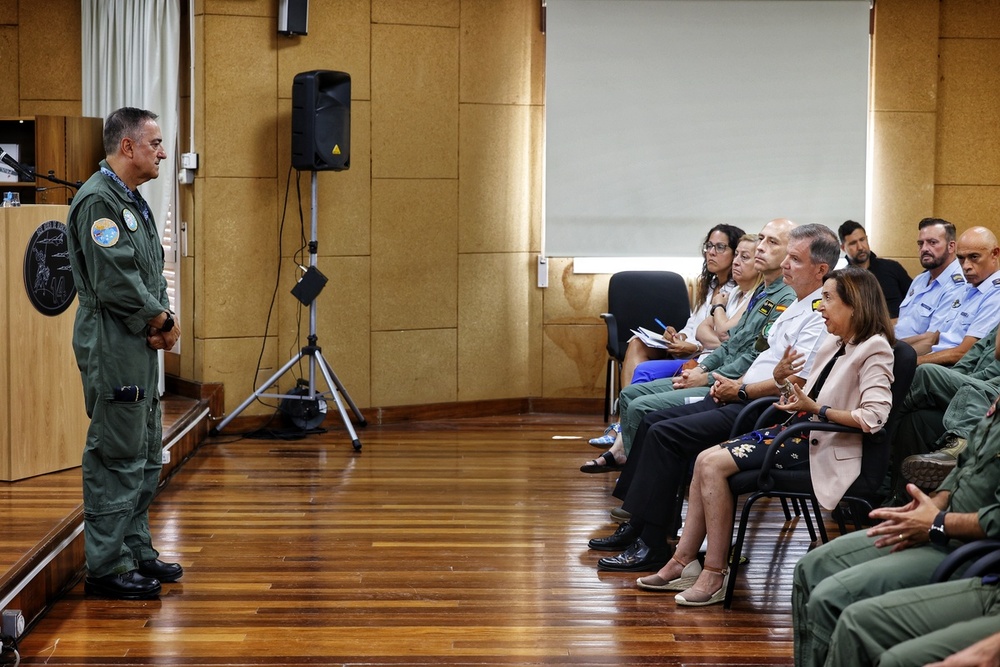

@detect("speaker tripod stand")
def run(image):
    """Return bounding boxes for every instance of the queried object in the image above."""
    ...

[210,171,366,450]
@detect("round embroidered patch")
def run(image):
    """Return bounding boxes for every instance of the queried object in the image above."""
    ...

[91,218,120,248]
[122,209,138,232]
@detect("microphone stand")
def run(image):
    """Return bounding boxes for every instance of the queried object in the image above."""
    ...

[34,169,84,192]
[1,150,83,199]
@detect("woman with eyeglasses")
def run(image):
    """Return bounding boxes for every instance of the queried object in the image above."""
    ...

[638,267,895,606]
[630,233,763,384]
[589,224,745,449]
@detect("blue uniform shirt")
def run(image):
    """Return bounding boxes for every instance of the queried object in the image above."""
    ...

[895,258,966,338]
[932,268,1000,352]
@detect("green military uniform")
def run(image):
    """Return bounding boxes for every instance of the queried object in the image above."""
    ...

[617,277,796,453]
[825,576,1000,666]
[792,395,1000,667]
[887,324,1000,499]
[67,160,169,578]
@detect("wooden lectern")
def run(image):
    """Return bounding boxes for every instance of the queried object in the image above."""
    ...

[0,204,88,480]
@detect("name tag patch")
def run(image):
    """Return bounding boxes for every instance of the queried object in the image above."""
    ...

[758,299,776,316]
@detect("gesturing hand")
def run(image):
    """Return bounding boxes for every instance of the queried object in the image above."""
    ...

[773,345,805,385]
[775,382,817,415]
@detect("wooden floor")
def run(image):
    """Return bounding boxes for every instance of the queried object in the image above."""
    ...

[4,411,830,666]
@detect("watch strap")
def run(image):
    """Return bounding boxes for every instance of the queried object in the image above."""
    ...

[929,510,948,545]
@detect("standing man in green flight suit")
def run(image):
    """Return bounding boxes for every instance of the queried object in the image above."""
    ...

[67,107,182,600]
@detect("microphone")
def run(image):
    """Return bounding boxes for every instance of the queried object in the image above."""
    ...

[0,148,33,181]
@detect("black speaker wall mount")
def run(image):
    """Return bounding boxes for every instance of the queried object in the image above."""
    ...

[278,0,309,36]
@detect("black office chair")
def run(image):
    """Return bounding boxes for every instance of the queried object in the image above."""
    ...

[601,270,690,422]
[722,340,918,608]
[930,539,1000,583]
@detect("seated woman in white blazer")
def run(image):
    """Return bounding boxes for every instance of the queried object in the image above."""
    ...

[638,266,895,607]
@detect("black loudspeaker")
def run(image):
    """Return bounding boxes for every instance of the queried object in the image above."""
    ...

[291,70,351,171]
[278,0,308,36]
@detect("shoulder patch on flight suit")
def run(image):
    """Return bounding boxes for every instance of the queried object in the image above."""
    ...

[952,299,961,309]
[992,277,1000,287]
[91,218,120,248]
[952,273,965,284]
[757,299,776,316]
[122,209,138,232]
[811,298,822,311]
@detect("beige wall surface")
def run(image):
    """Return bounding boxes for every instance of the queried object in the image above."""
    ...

[3,0,999,417]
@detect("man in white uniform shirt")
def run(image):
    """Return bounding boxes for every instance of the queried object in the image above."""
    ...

[895,218,965,340]
[589,224,837,571]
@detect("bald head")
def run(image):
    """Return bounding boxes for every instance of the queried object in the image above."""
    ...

[956,226,1000,286]
[754,218,797,283]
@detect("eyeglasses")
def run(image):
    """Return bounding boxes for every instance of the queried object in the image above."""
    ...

[703,242,730,254]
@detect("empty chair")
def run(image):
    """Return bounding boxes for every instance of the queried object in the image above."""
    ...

[601,270,690,421]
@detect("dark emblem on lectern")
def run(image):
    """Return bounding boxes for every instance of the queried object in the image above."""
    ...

[23,220,77,316]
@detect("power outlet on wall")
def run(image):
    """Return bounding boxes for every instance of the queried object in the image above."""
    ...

[1,609,24,639]
[537,255,548,288]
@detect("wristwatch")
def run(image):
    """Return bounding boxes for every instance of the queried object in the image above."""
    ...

[818,405,831,421]
[160,313,175,333]
[737,383,749,402]
[711,304,726,315]
[929,510,949,546]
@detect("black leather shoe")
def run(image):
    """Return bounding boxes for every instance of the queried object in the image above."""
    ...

[138,559,184,583]
[597,538,670,572]
[588,521,639,551]
[84,570,161,600]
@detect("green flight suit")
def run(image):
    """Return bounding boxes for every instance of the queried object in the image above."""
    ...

[618,277,796,453]
[67,160,169,578]
[792,396,1000,667]
[825,576,1000,666]
[887,324,1000,500]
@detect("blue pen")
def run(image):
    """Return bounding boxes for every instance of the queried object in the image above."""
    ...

[654,318,668,332]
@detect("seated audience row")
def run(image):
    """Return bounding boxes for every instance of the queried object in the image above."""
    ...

[582,215,1000,653]
[588,222,836,573]
[583,218,799,469]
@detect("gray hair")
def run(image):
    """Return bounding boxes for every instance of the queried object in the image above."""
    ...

[789,223,840,269]
[103,107,159,156]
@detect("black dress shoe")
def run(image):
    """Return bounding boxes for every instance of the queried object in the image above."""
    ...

[597,537,670,572]
[588,521,639,551]
[138,559,184,583]
[84,570,162,600]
